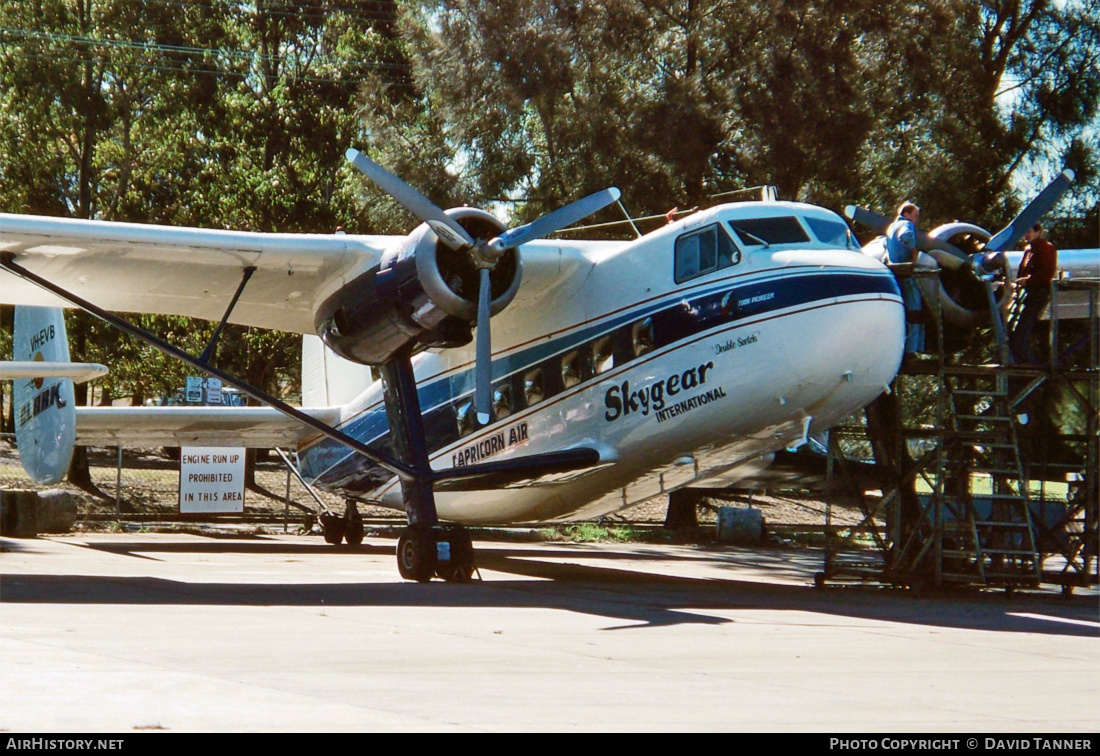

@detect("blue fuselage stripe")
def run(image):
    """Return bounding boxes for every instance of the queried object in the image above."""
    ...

[298,268,899,484]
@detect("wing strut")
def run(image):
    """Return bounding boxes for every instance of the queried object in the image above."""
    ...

[1,252,602,581]
[199,265,256,364]
[0,253,416,480]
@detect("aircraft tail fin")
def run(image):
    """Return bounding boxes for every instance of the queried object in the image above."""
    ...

[7,307,91,484]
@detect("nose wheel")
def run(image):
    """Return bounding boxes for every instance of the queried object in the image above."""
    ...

[397,524,476,583]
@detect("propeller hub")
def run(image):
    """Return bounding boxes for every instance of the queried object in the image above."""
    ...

[472,238,508,270]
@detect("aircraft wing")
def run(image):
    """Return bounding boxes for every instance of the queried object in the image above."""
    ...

[74,405,341,448]
[0,213,392,334]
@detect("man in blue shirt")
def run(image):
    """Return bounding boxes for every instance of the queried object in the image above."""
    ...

[884,202,924,353]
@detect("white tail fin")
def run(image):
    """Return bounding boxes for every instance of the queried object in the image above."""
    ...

[6,307,103,484]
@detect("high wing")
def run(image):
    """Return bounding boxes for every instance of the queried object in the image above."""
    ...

[73,405,342,447]
[0,213,392,333]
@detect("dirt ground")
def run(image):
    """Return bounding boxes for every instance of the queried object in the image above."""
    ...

[0,439,878,533]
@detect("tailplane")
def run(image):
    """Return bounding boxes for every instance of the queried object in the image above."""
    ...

[3,307,104,484]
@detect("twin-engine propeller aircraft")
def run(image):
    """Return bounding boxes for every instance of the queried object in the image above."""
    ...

[1,149,908,580]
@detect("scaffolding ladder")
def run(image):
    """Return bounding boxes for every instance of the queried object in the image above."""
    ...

[939,367,1041,588]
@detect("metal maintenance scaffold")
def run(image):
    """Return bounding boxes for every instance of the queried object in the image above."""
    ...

[819,271,1098,594]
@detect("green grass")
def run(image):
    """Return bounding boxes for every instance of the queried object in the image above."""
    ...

[913,475,1069,500]
[541,523,646,543]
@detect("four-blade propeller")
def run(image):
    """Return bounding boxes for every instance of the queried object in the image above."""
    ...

[346,148,620,425]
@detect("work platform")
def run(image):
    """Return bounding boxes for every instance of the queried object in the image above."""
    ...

[819,275,1098,593]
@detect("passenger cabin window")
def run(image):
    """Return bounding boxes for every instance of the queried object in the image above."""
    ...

[456,399,477,437]
[632,318,654,357]
[674,224,741,284]
[727,216,810,246]
[804,217,856,249]
[492,384,513,421]
[561,349,590,389]
[593,335,617,374]
[524,368,544,406]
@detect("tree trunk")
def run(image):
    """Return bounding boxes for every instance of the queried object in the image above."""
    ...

[664,489,699,528]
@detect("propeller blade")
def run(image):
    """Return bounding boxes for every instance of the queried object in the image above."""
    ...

[846,205,968,269]
[345,148,475,251]
[493,188,621,250]
[985,169,1075,251]
[475,267,493,426]
[844,205,890,235]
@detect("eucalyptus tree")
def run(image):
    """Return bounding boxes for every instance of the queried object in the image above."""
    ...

[1,1,408,485]
[368,0,1099,234]
[1,0,407,404]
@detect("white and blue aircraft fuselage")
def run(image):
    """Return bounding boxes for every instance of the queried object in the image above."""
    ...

[294,201,904,522]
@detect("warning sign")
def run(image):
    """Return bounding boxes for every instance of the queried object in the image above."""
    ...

[185,376,203,403]
[179,447,246,513]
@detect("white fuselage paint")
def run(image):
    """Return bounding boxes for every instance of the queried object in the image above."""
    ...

[299,202,906,523]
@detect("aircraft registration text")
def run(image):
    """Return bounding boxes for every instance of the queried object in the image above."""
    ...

[16,383,67,427]
[27,324,56,352]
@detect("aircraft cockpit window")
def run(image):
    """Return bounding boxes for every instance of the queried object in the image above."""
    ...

[456,399,477,437]
[804,217,856,249]
[524,369,544,406]
[632,318,655,357]
[593,335,616,374]
[561,350,589,389]
[493,384,513,421]
[674,224,741,284]
[727,216,810,246]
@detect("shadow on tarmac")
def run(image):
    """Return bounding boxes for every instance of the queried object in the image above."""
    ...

[3,536,1097,636]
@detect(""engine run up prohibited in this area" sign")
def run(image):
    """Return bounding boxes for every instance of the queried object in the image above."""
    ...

[179,447,246,513]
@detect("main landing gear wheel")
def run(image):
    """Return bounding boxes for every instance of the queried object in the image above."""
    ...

[397,526,436,582]
[319,511,346,545]
[437,526,475,583]
[319,502,364,546]
[396,525,476,583]
[342,500,364,546]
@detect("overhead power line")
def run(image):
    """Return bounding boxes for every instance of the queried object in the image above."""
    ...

[0,24,410,81]
[139,0,401,22]
[0,27,408,70]
[7,48,406,81]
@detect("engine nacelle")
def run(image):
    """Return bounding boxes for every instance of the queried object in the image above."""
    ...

[921,221,1014,330]
[863,221,1011,336]
[313,208,522,365]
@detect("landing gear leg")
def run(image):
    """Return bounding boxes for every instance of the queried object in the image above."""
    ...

[381,350,477,582]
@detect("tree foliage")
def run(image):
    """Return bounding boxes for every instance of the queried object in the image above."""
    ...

[0,0,408,404]
[2,0,1097,409]
[363,0,1099,236]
